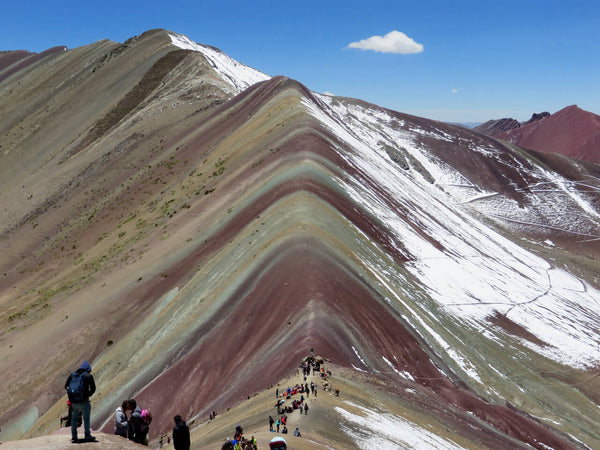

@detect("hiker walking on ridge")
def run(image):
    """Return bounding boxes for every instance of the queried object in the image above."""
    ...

[64,360,96,442]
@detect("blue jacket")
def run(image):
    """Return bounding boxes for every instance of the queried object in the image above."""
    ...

[64,361,96,403]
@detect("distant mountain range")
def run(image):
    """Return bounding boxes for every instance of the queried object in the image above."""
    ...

[474,105,600,163]
[1,29,600,449]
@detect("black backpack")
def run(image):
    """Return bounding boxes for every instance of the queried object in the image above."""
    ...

[67,372,85,403]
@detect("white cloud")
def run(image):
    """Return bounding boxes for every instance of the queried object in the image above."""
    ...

[347,30,424,54]
[451,89,459,94]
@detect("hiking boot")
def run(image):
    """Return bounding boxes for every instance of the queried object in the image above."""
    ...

[84,435,97,441]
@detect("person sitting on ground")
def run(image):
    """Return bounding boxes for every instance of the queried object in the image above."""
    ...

[173,415,190,450]
[114,400,129,437]
[60,400,82,428]
[128,399,150,445]
[294,427,301,437]
[282,426,288,434]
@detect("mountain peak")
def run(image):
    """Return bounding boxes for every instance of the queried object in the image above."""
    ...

[474,105,600,163]
[561,104,580,111]
[168,31,270,94]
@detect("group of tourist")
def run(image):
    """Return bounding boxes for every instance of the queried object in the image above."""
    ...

[220,424,257,449]
[113,398,152,445]
[63,360,190,449]
[114,400,192,449]
[63,353,333,448]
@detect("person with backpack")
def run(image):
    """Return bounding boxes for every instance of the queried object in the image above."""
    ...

[64,360,96,442]
[172,415,190,450]
[128,399,151,445]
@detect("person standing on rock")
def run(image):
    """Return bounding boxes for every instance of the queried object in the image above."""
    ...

[172,415,190,450]
[64,360,96,442]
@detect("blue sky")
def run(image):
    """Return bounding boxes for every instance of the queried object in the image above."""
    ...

[2,0,599,123]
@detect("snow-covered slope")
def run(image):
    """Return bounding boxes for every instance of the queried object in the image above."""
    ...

[308,93,600,370]
[169,32,270,94]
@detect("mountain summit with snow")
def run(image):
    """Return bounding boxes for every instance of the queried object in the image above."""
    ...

[1,29,599,449]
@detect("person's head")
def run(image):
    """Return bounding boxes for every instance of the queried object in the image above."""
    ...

[121,400,129,411]
[129,399,136,410]
[79,361,92,372]
[174,415,182,424]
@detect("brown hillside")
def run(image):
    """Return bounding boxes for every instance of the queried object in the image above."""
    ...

[495,105,600,163]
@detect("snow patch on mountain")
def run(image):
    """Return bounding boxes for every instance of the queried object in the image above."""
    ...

[169,32,270,93]
[303,94,600,369]
[336,402,465,449]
